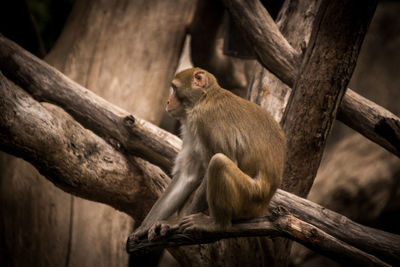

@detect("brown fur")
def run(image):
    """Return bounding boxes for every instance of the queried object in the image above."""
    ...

[168,68,286,228]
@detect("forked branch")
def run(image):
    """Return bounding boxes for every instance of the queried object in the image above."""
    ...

[221,0,400,157]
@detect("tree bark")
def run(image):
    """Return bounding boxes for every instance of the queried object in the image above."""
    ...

[221,0,301,86]
[247,0,319,122]
[337,89,400,157]
[291,4,400,264]
[0,72,169,221]
[281,0,377,196]
[0,35,181,174]
[127,189,399,266]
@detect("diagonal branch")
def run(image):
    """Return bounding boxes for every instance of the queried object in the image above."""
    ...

[127,201,396,266]
[0,72,170,221]
[221,0,400,158]
[0,34,181,174]
[220,0,301,86]
[273,190,400,265]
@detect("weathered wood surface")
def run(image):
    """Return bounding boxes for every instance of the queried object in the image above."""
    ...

[338,89,400,157]
[220,0,301,86]
[0,34,182,174]
[280,0,377,196]
[0,71,170,221]
[127,189,399,266]
[273,190,400,265]
[248,0,319,122]
[223,0,400,158]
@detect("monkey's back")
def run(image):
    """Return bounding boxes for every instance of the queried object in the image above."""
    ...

[191,87,285,182]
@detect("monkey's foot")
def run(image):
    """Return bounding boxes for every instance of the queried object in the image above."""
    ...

[129,226,150,244]
[148,220,179,241]
[179,213,219,236]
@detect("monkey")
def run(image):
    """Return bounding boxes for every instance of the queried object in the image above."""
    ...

[129,67,285,242]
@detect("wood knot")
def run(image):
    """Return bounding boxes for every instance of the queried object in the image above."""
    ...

[109,137,121,149]
[124,115,136,127]
[270,206,289,219]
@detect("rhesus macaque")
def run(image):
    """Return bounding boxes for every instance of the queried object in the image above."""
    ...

[130,68,285,241]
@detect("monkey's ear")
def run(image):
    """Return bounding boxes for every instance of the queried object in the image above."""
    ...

[193,70,207,88]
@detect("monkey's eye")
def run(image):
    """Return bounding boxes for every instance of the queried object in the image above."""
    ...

[170,83,179,97]
[171,83,177,92]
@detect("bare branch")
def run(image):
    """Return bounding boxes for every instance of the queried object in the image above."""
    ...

[127,194,396,266]
[338,89,400,157]
[280,0,377,196]
[273,190,400,265]
[220,0,301,86]
[0,34,181,174]
[0,72,170,221]
[221,0,400,158]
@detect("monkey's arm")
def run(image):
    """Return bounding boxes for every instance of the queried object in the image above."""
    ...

[132,171,202,239]
[187,176,208,214]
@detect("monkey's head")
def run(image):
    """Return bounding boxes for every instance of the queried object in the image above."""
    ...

[166,68,217,120]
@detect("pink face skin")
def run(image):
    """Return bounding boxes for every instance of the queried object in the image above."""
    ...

[166,87,185,119]
[166,89,178,113]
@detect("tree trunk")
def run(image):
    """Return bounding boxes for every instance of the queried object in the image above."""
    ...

[248,0,319,121]
[291,3,400,264]
[0,0,196,266]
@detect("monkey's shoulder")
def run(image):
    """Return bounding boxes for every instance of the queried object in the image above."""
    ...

[189,90,283,151]
[197,89,277,130]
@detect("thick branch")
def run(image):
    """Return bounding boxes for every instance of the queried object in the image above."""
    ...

[0,72,170,222]
[221,0,400,158]
[273,190,400,265]
[338,89,400,156]
[127,195,397,266]
[220,0,301,86]
[281,0,377,196]
[0,34,181,174]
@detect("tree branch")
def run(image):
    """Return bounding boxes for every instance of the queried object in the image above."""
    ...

[127,193,397,266]
[0,72,170,222]
[273,190,400,265]
[0,34,181,174]
[221,0,400,158]
[337,89,400,157]
[220,0,301,86]
[281,0,377,196]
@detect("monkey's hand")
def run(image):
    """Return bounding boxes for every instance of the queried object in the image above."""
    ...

[179,213,218,237]
[148,220,179,241]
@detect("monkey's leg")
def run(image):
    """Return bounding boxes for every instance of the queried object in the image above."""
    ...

[187,176,208,215]
[206,153,265,228]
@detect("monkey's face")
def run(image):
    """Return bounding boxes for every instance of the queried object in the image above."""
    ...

[167,68,216,120]
[166,83,186,120]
